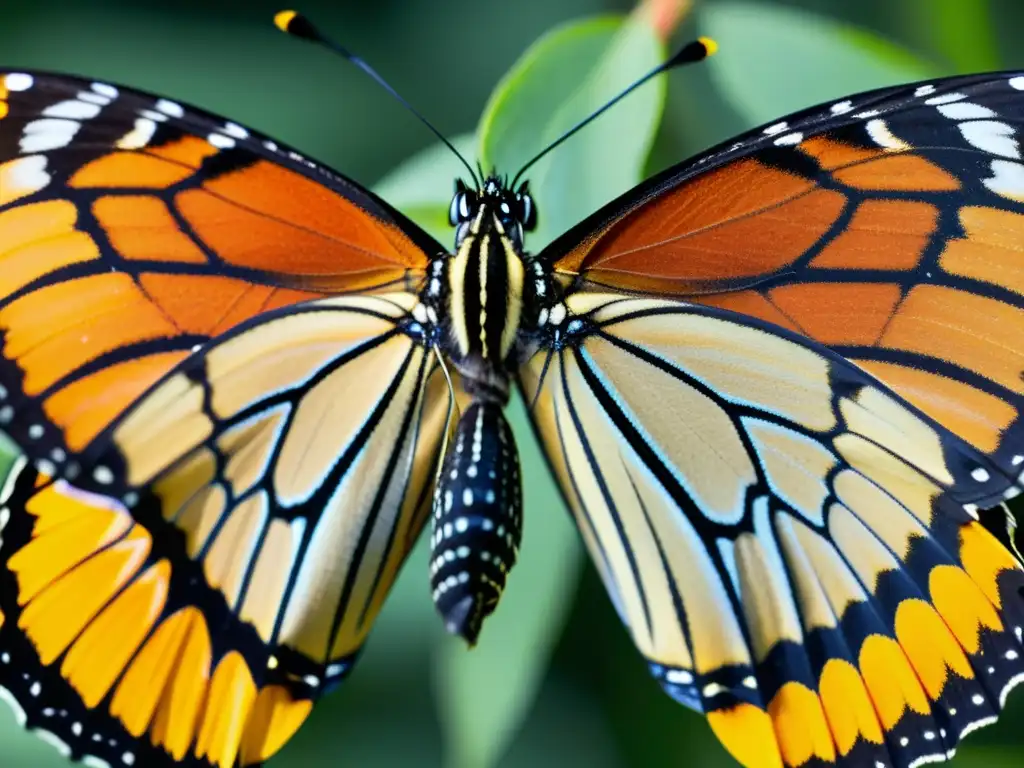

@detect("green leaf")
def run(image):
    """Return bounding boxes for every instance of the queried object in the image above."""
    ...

[373,133,478,246]
[434,392,584,768]
[906,0,1000,73]
[478,11,666,249]
[702,1,940,126]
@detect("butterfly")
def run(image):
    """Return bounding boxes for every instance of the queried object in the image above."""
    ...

[2,7,1024,767]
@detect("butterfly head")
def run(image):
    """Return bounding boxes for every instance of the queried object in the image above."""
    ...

[449,176,537,250]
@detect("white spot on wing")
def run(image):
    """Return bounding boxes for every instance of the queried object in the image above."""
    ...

[764,121,788,135]
[915,84,936,97]
[115,117,157,150]
[983,159,1024,201]
[830,100,853,115]
[1009,76,1024,91]
[925,92,966,105]
[43,99,101,120]
[90,82,118,98]
[702,682,727,698]
[865,119,911,151]
[937,101,996,120]
[0,154,50,199]
[208,132,235,149]
[4,72,33,91]
[959,120,1020,159]
[138,109,167,123]
[20,118,81,153]
[155,98,184,118]
[223,122,249,139]
[666,669,693,684]
[77,91,110,106]
[774,132,803,146]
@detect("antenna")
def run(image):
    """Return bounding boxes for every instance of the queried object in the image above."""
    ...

[510,36,717,189]
[275,10,481,188]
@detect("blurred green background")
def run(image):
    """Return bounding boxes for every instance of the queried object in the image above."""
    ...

[4,0,1024,766]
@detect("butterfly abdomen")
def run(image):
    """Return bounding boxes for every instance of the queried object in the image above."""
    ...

[429,400,522,645]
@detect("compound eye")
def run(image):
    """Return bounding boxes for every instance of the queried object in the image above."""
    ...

[519,193,537,231]
[448,192,463,226]
[448,191,476,226]
[460,191,475,220]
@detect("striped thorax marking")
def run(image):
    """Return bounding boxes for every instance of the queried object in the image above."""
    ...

[446,210,526,368]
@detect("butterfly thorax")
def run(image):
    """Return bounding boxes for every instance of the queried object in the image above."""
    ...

[425,176,543,402]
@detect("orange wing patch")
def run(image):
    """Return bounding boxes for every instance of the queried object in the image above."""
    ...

[1,154,432,460]
[565,159,847,292]
[1,273,181,394]
[796,136,886,169]
[93,195,209,264]
[942,206,1024,294]
[833,155,961,192]
[810,199,938,270]
[148,135,220,168]
[71,152,195,189]
[192,159,429,279]
[768,282,900,345]
[880,285,1024,395]
[766,682,836,766]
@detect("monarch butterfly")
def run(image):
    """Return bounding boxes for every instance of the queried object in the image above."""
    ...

[1,6,1024,767]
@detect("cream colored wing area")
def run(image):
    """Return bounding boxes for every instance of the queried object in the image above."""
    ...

[519,293,1002,715]
[108,292,449,669]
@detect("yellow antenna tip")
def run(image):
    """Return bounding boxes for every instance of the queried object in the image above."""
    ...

[698,36,718,57]
[274,10,298,32]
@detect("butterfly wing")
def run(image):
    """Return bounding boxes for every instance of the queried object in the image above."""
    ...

[0,71,448,766]
[524,72,1024,768]
[544,72,1024,468]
